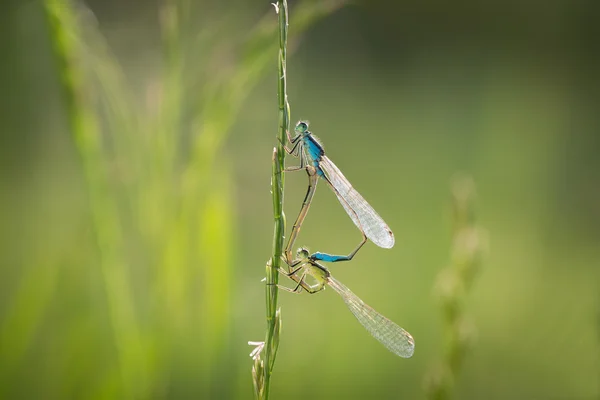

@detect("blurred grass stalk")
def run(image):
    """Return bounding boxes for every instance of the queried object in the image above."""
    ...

[425,176,488,400]
[43,1,151,397]
[26,0,349,398]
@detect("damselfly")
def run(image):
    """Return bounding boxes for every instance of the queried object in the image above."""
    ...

[283,121,394,266]
[278,248,414,358]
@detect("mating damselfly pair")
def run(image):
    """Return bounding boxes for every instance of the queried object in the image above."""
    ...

[277,121,415,359]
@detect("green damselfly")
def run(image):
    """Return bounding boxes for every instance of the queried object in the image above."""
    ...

[277,248,414,358]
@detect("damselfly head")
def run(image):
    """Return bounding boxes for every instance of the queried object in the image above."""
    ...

[295,121,309,135]
[296,247,310,260]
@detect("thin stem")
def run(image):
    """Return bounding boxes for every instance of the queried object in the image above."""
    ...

[43,0,144,396]
[263,1,289,399]
[425,176,487,400]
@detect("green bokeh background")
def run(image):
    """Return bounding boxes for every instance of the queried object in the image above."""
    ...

[1,0,599,399]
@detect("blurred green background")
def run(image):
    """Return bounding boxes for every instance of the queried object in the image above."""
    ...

[1,0,599,399]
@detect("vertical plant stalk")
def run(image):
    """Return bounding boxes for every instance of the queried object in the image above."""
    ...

[256,1,290,399]
[44,1,145,397]
[425,176,488,400]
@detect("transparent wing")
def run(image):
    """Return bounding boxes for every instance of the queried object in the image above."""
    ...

[327,276,414,358]
[319,156,395,248]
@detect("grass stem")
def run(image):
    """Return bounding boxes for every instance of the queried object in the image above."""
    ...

[425,176,487,400]
[260,1,290,399]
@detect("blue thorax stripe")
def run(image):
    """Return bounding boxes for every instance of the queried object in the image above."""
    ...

[303,133,325,172]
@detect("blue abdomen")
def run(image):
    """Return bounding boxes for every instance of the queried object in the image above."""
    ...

[311,252,346,262]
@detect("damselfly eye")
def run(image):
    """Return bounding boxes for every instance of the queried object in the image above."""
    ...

[296,247,310,259]
[295,121,309,133]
